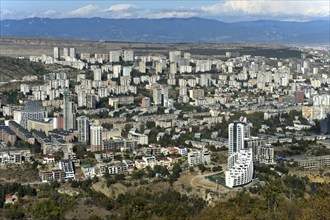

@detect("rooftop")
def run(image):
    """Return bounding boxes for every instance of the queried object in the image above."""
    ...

[22,100,43,113]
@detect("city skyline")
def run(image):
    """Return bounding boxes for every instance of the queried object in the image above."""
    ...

[1,0,329,21]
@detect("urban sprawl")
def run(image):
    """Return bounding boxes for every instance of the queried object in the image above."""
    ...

[1,46,330,191]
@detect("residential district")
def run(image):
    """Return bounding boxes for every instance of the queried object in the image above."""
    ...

[0,46,330,218]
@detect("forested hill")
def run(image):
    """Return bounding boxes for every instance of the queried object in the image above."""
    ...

[1,17,329,44]
[0,56,47,81]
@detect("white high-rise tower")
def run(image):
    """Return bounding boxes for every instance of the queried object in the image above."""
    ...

[90,125,103,152]
[226,121,253,188]
[228,122,246,156]
[54,47,60,61]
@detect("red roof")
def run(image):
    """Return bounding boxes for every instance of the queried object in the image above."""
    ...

[104,149,112,154]
[5,195,13,199]
[160,158,170,162]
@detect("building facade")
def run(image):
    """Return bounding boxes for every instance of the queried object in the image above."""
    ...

[20,100,46,129]
[77,116,90,143]
[226,122,254,188]
[63,90,76,131]
[90,125,103,152]
[225,148,254,188]
[228,122,246,156]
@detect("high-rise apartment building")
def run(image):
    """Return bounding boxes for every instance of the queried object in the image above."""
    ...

[226,122,254,188]
[112,65,122,78]
[155,62,162,74]
[228,122,246,156]
[139,61,146,73]
[63,89,76,131]
[225,148,254,188]
[141,97,151,108]
[321,113,330,134]
[90,125,103,152]
[53,47,60,60]
[93,69,102,81]
[170,63,177,75]
[294,90,304,104]
[183,52,191,60]
[169,51,181,63]
[77,116,90,143]
[109,50,121,63]
[123,50,134,62]
[188,88,204,100]
[63,48,69,58]
[245,136,274,164]
[153,86,168,107]
[69,47,76,59]
[86,94,97,109]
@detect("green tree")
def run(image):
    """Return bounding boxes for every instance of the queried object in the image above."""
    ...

[198,164,207,174]
[131,170,145,180]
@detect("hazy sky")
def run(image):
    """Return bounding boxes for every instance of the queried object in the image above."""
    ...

[1,0,329,21]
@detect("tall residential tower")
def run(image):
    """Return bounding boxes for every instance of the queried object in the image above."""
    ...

[90,125,103,152]
[228,122,246,156]
[226,121,254,188]
[63,89,76,131]
[77,116,90,143]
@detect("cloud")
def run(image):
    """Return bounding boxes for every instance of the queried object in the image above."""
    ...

[0,9,12,18]
[105,4,138,12]
[42,9,56,16]
[201,0,330,17]
[68,4,99,16]
[28,12,38,18]
[2,1,328,21]
[149,11,199,19]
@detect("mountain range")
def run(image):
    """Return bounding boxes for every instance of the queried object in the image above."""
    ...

[1,17,329,44]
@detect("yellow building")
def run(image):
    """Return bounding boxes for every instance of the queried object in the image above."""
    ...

[302,106,314,119]
[27,119,53,135]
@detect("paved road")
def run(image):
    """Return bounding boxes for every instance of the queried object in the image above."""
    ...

[21,181,44,186]
[190,172,228,191]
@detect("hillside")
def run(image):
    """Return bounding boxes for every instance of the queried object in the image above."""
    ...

[0,36,303,59]
[0,56,47,81]
[1,17,329,44]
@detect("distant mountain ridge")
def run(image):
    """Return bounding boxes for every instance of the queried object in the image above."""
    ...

[1,17,329,44]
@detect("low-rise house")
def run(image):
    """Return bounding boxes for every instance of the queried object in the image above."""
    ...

[107,162,128,175]
[135,155,156,169]
[128,130,148,145]
[122,159,135,173]
[187,150,211,166]
[40,169,65,182]
[175,146,188,157]
[165,147,179,155]
[43,155,56,164]
[81,164,96,178]
[156,157,172,167]
[4,195,18,205]
[95,150,115,162]
[135,159,146,170]
[59,160,75,180]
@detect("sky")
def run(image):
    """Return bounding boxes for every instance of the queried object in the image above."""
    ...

[1,0,329,21]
